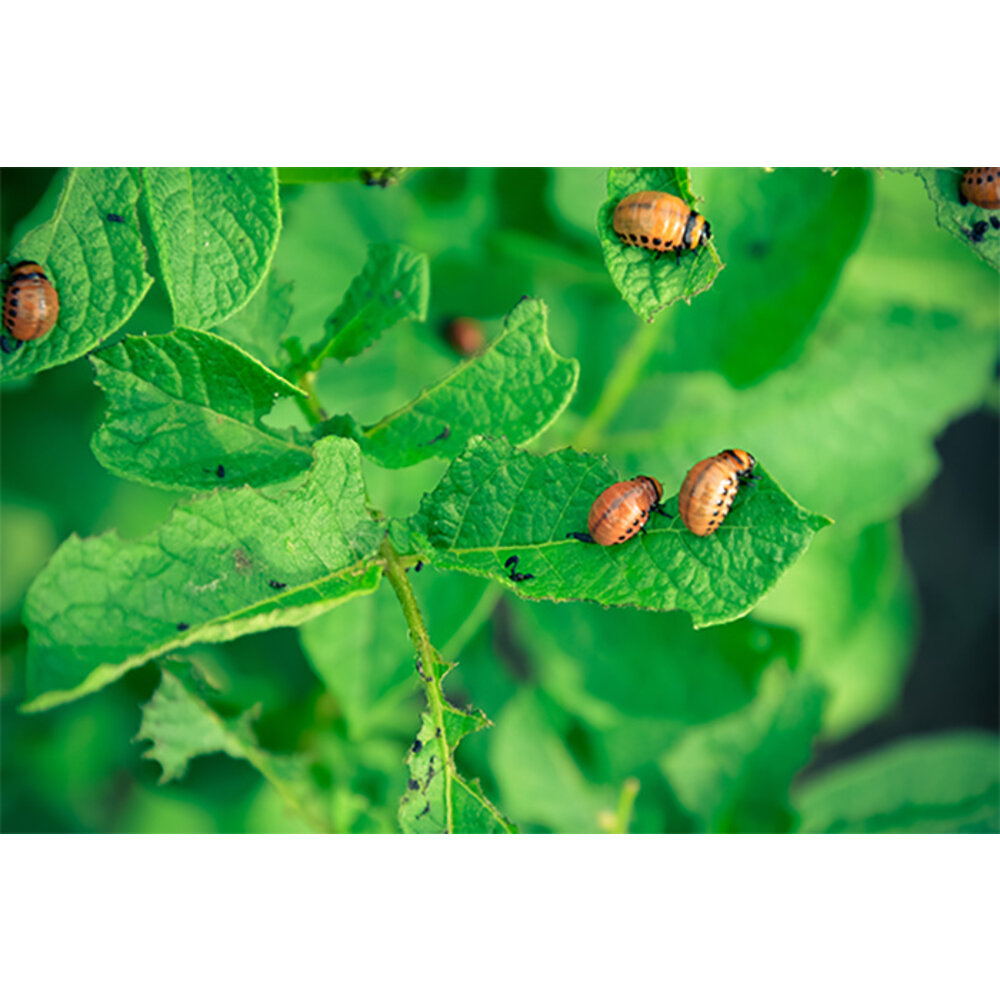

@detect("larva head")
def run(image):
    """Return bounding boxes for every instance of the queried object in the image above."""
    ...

[636,475,664,503]
[723,449,755,473]
[684,214,711,249]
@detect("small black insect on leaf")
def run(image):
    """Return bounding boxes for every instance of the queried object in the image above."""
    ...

[407,778,420,791]
[414,560,423,573]
[990,216,1000,230]
[106,213,125,224]
[177,622,190,632]
[503,553,534,583]
[412,738,423,754]
[968,220,990,243]
[216,465,226,478]
[268,580,287,590]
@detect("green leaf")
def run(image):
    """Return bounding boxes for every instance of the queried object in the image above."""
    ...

[608,305,998,531]
[22,437,382,712]
[489,688,615,833]
[299,242,429,368]
[299,568,491,739]
[399,707,516,833]
[660,667,826,832]
[340,296,579,467]
[794,732,1000,833]
[660,168,872,386]
[915,168,999,272]
[1,168,152,383]
[215,266,294,366]
[598,168,724,322]
[90,327,312,491]
[142,168,281,328]
[137,664,329,830]
[506,600,799,773]
[756,521,915,739]
[408,437,830,626]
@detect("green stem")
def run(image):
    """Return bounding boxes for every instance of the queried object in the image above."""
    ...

[440,583,503,662]
[608,777,640,834]
[296,372,327,425]
[572,315,666,453]
[379,535,455,832]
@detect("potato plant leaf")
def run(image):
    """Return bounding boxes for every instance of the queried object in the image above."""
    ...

[22,437,382,712]
[489,688,615,833]
[407,437,830,627]
[399,708,515,834]
[91,327,311,491]
[138,664,329,830]
[297,242,429,368]
[660,667,826,832]
[598,168,723,321]
[1,168,152,382]
[142,168,281,328]
[660,168,872,386]
[215,266,294,366]
[334,297,578,467]
[794,731,1000,833]
[915,167,999,272]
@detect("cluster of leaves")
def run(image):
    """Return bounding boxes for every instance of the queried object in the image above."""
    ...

[1,166,996,834]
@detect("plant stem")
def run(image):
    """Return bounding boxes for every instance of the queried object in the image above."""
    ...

[609,777,640,834]
[296,372,327,425]
[440,583,502,662]
[572,314,666,453]
[379,535,455,831]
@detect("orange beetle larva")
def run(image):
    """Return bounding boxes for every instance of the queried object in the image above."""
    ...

[443,316,485,357]
[2,261,59,352]
[678,449,758,537]
[959,168,1000,210]
[568,475,667,546]
[613,191,711,260]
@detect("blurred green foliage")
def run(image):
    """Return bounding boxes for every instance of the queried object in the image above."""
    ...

[1,167,997,833]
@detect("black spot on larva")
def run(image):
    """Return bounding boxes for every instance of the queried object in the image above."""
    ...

[652,237,662,246]
[177,622,190,631]
[407,779,419,791]
[618,535,625,541]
